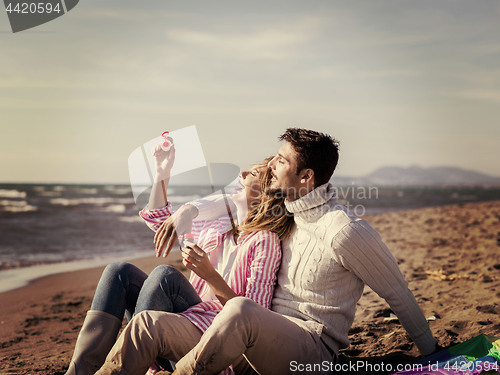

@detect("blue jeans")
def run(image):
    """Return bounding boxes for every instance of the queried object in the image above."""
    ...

[90,262,201,371]
[91,262,202,321]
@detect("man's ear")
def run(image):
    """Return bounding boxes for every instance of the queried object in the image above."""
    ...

[300,169,314,185]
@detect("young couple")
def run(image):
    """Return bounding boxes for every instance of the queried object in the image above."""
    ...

[66,128,438,375]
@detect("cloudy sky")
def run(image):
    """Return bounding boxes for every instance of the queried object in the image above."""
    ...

[1,0,499,184]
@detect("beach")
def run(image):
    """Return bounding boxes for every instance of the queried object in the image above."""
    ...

[1,201,499,374]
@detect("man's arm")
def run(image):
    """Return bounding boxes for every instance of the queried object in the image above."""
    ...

[334,220,438,356]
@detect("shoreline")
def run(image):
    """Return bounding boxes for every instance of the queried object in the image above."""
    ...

[2,198,498,292]
[0,250,180,294]
[0,252,189,375]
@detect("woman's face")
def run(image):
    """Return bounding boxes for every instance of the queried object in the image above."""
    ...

[240,166,263,208]
[232,163,268,224]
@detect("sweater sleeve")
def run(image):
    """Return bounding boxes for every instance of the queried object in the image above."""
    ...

[188,193,236,222]
[244,232,282,309]
[333,220,438,356]
[139,203,209,241]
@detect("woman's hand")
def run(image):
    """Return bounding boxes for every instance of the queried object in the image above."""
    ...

[152,136,175,181]
[154,204,197,257]
[181,243,218,282]
[182,241,239,306]
[147,137,176,209]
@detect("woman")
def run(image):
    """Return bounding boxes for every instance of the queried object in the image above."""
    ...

[65,138,293,375]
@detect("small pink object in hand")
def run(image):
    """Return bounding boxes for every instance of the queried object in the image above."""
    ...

[182,233,196,264]
[183,233,195,246]
[152,131,173,156]
[161,131,172,151]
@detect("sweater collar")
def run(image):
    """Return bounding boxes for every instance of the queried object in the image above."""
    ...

[284,183,336,221]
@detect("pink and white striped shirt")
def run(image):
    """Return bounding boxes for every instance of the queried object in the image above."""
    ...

[139,203,281,332]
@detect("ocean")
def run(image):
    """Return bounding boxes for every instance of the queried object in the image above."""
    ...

[0,183,215,292]
[0,183,499,292]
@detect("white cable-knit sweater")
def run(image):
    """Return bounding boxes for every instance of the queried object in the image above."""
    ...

[271,183,437,356]
[191,183,438,356]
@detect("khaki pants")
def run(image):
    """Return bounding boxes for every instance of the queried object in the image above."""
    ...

[95,310,256,375]
[95,311,201,375]
[176,297,334,375]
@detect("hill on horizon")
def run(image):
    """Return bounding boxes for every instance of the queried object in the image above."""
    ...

[334,165,500,186]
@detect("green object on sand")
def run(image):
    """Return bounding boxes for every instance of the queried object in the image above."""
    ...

[447,334,500,362]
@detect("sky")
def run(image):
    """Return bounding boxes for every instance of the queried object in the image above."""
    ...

[1,0,499,184]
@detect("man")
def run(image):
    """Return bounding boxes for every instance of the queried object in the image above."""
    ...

[171,128,438,374]
[99,128,438,374]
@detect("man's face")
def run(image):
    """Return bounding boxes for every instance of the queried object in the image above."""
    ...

[267,142,305,201]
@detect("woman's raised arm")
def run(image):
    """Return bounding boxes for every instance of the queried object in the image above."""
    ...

[148,136,175,209]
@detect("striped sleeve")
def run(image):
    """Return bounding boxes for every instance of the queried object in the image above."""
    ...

[243,231,282,308]
[178,301,223,332]
[138,204,174,232]
[138,204,217,241]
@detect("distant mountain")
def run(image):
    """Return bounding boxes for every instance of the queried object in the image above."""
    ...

[334,166,500,186]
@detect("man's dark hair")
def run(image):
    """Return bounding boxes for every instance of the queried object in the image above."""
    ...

[279,128,339,187]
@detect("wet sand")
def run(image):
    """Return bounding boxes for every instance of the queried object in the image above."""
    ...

[1,201,499,374]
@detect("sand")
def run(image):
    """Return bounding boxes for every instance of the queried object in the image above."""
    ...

[1,201,499,374]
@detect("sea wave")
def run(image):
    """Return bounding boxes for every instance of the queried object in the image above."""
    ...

[74,187,98,195]
[118,216,143,223]
[100,204,127,213]
[0,189,26,198]
[0,199,37,213]
[38,191,62,197]
[104,186,133,195]
[49,197,134,206]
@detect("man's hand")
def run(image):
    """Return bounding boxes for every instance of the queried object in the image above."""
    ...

[154,204,198,257]
[181,243,218,281]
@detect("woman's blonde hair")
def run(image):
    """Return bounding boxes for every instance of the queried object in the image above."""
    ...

[236,157,294,240]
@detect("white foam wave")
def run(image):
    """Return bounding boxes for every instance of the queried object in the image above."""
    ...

[0,200,37,212]
[104,186,132,195]
[39,191,62,197]
[50,197,134,206]
[118,216,143,223]
[0,189,26,198]
[75,187,98,195]
[101,204,127,213]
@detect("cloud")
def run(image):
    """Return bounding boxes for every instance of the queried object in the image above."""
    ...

[446,89,500,103]
[165,19,320,61]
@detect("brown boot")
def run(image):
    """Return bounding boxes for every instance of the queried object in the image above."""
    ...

[65,310,122,375]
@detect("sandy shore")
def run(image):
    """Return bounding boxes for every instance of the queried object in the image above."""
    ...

[1,201,499,374]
